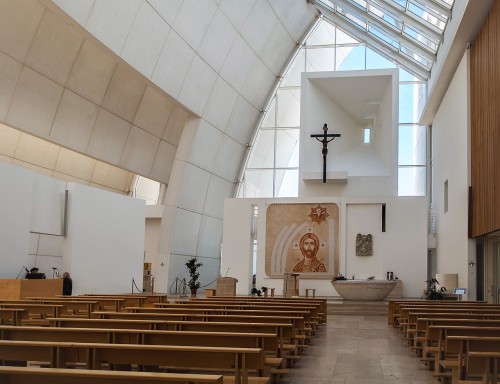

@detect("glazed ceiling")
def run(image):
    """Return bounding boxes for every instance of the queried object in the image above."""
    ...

[310,0,455,79]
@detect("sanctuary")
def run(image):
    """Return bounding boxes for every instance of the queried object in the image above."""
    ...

[222,69,427,298]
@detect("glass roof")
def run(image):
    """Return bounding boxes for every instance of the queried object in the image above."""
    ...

[309,0,455,79]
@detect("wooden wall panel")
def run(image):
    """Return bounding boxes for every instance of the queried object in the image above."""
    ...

[470,0,500,237]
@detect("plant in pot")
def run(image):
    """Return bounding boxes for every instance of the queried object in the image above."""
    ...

[422,277,447,300]
[250,286,268,297]
[185,257,203,295]
[250,287,261,296]
[261,286,268,297]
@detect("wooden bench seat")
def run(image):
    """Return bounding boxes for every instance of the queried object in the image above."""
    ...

[0,308,26,326]
[0,303,64,325]
[466,351,500,384]
[0,324,279,356]
[427,326,500,376]
[439,336,500,383]
[91,311,305,344]
[48,317,296,358]
[9,299,97,318]
[81,293,168,307]
[387,300,490,326]
[0,340,268,384]
[0,366,223,384]
[402,311,500,343]
[186,297,327,324]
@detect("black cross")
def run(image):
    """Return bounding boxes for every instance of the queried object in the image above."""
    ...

[310,123,341,183]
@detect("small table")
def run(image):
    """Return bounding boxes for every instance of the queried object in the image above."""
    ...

[205,289,216,297]
[305,289,316,298]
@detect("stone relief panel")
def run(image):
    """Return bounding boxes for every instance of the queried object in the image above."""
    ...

[356,233,373,256]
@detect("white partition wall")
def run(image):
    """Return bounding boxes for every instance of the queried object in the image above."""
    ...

[223,196,427,298]
[0,163,35,278]
[0,163,146,293]
[64,183,145,295]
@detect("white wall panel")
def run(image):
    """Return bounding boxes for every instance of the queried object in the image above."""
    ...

[204,175,234,219]
[25,11,83,85]
[171,209,202,256]
[177,164,210,213]
[220,36,256,93]
[50,90,99,152]
[178,55,218,116]
[173,0,217,51]
[212,135,246,182]
[152,31,195,98]
[122,2,170,77]
[0,53,23,121]
[30,174,66,235]
[202,77,238,131]
[197,215,223,259]
[432,53,471,294]
[66,40,116,105]
[85,0,141,55]
[7,67,63,137]
[0,163,35,278]
[188,120,223,172]
[198,10,237,72]
[87,109,131,164]
[64,182,145,294]
[219,0,256,31]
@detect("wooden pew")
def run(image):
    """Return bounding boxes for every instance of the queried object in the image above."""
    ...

[0,325,279,356]
[49,318,295,360]
[466,351,500,384]
[401,310,500,343]
[49,318,171,330]
[0,303,64,324]
[0,366,223,384]
[0,340,269,384]
[92,311,304,333]
[0,308,26,325]
[54,296,125,311]
[388,300,490,326]
[82,293,168,307]
[186,297,326,320]
[152,303,321,330]
[0,324,283,378]
[9,299,97,318]
[185,298,327,324]
[440,336,500,384]
[427,325,500,375]
[415,318,500,361]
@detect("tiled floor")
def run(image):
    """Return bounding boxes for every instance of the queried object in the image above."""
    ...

[280,315,437,384]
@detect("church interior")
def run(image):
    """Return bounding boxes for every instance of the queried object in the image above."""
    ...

[0,0,499,383]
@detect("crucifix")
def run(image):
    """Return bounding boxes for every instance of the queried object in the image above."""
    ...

[310,123,341,183]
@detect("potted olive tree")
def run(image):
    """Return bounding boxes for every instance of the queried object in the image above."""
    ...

[185,257,203,295]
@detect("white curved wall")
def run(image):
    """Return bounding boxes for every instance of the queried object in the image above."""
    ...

[0,0,317,292]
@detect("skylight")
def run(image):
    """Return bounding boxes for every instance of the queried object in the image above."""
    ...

[310,0,454,79]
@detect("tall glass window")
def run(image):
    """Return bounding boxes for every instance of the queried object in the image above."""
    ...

[238,18,427,198]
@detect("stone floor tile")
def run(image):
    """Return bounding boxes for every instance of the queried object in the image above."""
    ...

[280,313,438,384]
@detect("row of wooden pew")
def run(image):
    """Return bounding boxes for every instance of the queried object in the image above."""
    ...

[389,299,500,384]
[0,294,326,384]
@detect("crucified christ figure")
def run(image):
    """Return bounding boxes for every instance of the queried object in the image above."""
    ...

[310,123,341,183]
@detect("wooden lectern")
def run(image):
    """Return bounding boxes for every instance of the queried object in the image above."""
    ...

[283,273,300,297]
[216,277,238,296]
[0,279,63,300]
